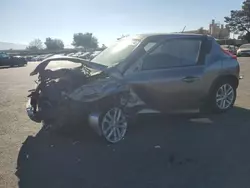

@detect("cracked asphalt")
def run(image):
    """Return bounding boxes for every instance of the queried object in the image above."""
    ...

[0,58,250,188]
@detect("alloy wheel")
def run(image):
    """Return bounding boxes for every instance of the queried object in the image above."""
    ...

[216,84,235,110]
[101,107,128,143]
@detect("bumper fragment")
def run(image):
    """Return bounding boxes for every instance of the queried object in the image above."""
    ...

[26,99,41,123]
[88,112,102,136]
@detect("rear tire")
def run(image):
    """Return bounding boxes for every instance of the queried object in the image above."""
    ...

[202,80,236,113]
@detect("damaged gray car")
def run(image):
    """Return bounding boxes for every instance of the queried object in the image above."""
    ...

[26,33,240,143]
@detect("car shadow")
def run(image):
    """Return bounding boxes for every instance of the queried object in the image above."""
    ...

[16,106,250,188]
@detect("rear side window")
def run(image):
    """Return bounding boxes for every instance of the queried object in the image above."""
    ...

[142,38,201,70]
[153,39,201,64]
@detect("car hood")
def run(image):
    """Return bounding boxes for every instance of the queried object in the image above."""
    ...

[30,56,107,74]
[238,48,250,52]
[30,56,123,80]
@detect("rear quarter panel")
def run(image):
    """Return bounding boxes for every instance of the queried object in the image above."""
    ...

[201,38,223,96]
[202,38,240,96]
[221,58,240,79]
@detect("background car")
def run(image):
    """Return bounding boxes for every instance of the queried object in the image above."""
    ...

[221,45,238,55]
[0,52,27,67]
[24,56,33,62]
[78,52,91,59]
[89,50,102,60]
[237,43,250,56]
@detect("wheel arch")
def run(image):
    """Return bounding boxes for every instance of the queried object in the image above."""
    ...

[209,74,239,95]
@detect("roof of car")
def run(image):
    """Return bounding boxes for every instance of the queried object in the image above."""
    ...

[136,33,206,38]
[240,43,250,46]
[130,33,209,42]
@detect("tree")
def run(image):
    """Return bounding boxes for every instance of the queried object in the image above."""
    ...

[197,27,205,34]
[44,38,64,50]
[225,0,250,41]
[26,39,43,51]
[117,34,129,40]
[72,32,98,49]
[101,44,107,49]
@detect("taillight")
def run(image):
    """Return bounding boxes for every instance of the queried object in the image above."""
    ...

[222,48,237,59]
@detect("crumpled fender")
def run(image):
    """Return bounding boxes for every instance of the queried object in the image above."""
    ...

[67,78,130,102]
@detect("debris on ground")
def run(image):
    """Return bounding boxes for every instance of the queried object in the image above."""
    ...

[168,154,175,164]
[72,141,80,145]
[154,145,161,149]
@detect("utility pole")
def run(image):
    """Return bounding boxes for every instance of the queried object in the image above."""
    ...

[181,26,186,33]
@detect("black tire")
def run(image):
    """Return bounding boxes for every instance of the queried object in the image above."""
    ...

[202,79,237,113]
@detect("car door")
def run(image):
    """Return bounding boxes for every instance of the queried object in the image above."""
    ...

[0,53,6,65]
[0,53,10,66]
[124,36,207,112]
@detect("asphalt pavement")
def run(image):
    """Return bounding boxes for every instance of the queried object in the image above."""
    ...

[0,58,250,188]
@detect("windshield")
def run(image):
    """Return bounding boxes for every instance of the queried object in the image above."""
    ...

[91,36,141,67]
[240,44,250,48]
[0,53,9,58]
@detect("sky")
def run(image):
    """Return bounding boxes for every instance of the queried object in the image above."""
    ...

[1,0,243,47]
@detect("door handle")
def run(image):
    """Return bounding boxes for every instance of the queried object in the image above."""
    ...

[182,76,199,83]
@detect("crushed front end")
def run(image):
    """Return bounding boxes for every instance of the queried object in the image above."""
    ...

[25,56,132,138]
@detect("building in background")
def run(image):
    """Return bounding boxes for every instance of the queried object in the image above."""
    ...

[182,19,230,39]
[209,19,230,39]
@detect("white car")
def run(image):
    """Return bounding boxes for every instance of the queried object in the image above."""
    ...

[237,43,250,56]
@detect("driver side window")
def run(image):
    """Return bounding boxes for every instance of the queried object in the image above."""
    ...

[142,38,201,70]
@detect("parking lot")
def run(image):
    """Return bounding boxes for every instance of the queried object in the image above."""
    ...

[0,58,250,188]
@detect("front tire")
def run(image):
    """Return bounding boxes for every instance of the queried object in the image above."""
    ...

[205,80,236,113]
[100,107,128,143]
